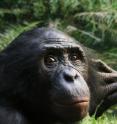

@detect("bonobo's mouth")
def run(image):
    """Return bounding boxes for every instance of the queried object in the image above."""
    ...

[54,98,89,108]
[52,97,89,121]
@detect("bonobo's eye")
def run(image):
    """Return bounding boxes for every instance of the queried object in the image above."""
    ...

[69,53,80,62]
[44,55,57,67]
[68,48,85,63]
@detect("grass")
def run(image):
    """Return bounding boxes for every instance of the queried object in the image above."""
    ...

[81,114,117,124]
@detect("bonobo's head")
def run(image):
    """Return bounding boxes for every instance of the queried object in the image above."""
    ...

[0,27,90,123]
[36,28,90,122]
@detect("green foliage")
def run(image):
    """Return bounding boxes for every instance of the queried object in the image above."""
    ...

[81,114,117,124]
[0,22,38,50]
[100,48,117,70]
[2,1,116,50]
[0,0,117,123]
[0,0,117,64]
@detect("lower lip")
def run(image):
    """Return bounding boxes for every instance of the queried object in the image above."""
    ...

[54,100,89,108]
[52,100,89,121]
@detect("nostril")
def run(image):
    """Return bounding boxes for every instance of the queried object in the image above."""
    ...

[63,69,79,82]
[75,74,78,79]
[64,74,74,82]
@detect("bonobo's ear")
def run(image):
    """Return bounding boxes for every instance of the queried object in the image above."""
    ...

[90,59,117,118]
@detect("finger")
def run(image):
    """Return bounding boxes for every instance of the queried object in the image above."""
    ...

[95,92,117,118]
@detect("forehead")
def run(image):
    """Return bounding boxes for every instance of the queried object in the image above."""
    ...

[40,30,83,50]
[43,39,81,50]
[41,29,74,41]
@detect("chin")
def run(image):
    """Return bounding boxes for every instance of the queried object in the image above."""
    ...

[52,101,89,122]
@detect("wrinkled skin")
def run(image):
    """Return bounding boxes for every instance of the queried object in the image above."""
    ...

[89,59,117,118]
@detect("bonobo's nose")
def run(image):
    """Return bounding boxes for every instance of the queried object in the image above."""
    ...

[63,68,78,82]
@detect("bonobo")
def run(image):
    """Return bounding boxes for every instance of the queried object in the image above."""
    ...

[0,27,117,124]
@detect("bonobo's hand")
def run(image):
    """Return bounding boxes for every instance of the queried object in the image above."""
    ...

[89,59,117,118]
[95,86,117,118]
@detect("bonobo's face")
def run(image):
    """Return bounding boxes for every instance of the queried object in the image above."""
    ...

[38,29,90,122]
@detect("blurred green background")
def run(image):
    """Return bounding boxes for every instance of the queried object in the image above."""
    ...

[0,0,117,123]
